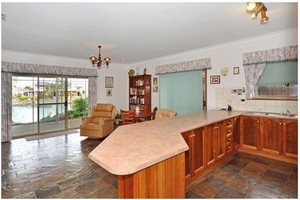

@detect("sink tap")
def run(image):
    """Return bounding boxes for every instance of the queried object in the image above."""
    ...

[284,110,291,116]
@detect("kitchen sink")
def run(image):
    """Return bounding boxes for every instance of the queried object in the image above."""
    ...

[246,112,298,118]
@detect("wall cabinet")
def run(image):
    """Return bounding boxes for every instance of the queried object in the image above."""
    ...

[240,115,298,160]
[129,75,151,113]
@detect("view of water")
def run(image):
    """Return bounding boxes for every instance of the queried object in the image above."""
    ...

[12,104,68,123]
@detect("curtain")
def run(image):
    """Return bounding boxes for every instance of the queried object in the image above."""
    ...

[159,70,203,115]
[88,77,97,113]
[155,58,211,75]
[1,72,12,142]
[244,63,266,99]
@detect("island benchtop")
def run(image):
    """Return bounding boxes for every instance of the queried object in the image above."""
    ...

[88,110,242,175]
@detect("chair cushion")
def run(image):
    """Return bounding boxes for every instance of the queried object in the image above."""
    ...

[92,111,112,118]
[156,109,177,119]
[82,122,99,130]
[95,104,114,112]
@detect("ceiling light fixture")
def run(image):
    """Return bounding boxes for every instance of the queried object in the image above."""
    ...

[246,2,269,24]
[89,45,111,69]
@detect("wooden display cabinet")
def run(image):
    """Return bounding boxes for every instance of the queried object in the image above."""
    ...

[129,75,151,113]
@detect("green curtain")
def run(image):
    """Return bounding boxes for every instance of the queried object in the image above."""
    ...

[159,70,203,115]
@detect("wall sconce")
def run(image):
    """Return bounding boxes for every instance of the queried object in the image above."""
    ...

[220,67,229,76]
[246,2,269,24]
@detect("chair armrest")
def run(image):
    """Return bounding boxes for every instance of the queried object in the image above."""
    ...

[99,118,114,124]
[81,117,92,125]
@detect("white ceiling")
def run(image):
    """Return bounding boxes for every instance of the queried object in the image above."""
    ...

[1,2,298,65]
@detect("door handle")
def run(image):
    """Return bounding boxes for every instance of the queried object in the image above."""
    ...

[64,101,68,107]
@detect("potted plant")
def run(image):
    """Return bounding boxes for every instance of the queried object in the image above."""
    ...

[115,111,121,125]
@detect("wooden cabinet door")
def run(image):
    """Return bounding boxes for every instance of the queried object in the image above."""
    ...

[282,119,298,158]
[204,125,216,167]
[233,117,240,151]
[240,116,260,150]
[181,131,192,180]
[215,123,226,160]
[193,128,205,175]
[261,117,282,154]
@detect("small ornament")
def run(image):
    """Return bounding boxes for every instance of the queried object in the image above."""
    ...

[143,68,147,75]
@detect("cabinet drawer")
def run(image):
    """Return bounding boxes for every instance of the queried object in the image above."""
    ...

[226,119,233,126]
[226,142,233,153]
[226,127,233,135]
[226,134,233,142]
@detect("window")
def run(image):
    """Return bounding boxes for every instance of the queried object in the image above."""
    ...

[253,61,297,100]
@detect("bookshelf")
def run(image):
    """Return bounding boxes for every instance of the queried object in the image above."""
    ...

[129,74,151,113]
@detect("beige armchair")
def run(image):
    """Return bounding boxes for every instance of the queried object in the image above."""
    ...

[155,108,177,119]
[80,103,116,139]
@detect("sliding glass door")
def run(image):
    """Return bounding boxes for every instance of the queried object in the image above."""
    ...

[38,77,67,133]
[11,75,89,138]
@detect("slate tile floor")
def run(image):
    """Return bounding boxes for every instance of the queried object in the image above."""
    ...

[1,132,298,198]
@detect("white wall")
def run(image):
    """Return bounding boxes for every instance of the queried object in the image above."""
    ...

[130,28,298,112]
[2,50,129,111]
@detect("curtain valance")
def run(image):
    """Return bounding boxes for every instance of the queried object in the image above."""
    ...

[155,58,211,75]
[243,45,298,65]
[1,61,98,77]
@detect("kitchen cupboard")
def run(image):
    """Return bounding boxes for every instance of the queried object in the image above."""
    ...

[261,117,282,154]
[282,119,298,158]
[240,115,298,161]
[182,117,237,184]
[240,115,261,150]
[233,117,240,151]
[181,128,205,182]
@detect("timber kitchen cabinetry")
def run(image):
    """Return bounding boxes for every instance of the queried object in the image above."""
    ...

[240,115,261,150]
[181,128,205,182]
[240,115,298,161]
[182,117,238,184]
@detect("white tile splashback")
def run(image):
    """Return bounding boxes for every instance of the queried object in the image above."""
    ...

[215,87,298,114]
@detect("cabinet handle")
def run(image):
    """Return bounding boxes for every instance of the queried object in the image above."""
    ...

[283,123,286,126]
[279,122,282,125]
[228,138,231,141]
[257,121,260,123]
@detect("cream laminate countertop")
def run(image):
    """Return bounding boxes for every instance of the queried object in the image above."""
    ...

[88,110,242,175]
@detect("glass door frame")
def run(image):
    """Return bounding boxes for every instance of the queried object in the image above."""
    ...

[37,75,69,133]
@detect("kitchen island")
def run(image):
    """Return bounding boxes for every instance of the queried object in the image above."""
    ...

[89,110,242,198]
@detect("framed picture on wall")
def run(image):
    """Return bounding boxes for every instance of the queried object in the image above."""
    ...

[105,77,114,88]
[210,75,220,84]
[106,89,112,96]
[153,77,158,92]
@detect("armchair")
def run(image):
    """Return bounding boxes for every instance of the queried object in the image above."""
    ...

[155,108,177,119]
[80,103,116,139]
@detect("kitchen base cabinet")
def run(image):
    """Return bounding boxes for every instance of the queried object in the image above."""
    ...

[118,153,185,198]
[240,116,261,150]
[240,115,297,163]
[181,128,205,182]
[183,118,238,185]
[283,119,298,158]
[261,117,282,154]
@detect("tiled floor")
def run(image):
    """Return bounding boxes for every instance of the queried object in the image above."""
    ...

[1,132,298,198]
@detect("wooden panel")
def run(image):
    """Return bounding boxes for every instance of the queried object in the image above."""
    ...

[261,117,282,154]
[233,117,240,151]
[204,125,215,166]
[215,123,225,160]
[283,119,298,158]
[118,153,185,198]
[181,131,192,179]
[194,128,205,174]
[241,116,260,150]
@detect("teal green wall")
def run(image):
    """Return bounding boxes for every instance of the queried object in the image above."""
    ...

[159,70,203,115]
[258,61,298,84]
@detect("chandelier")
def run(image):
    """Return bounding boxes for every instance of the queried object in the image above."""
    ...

[246,2,269,24]
[89,45,111,69]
